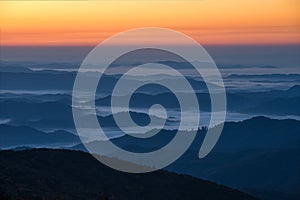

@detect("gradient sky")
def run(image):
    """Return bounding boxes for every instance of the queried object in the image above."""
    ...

[1,0,299,46]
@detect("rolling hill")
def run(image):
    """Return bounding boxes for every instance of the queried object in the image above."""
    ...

[0,149,258,200]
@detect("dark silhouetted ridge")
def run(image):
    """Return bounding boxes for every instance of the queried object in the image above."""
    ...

[0,149,258,200]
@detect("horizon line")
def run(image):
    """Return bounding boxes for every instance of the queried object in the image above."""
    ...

[1,43,300,47]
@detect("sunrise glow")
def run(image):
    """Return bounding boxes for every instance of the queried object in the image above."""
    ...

[1,0,299,46]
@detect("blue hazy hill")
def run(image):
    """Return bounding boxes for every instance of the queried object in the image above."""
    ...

[71,117,300,200]
[0,124,80,149]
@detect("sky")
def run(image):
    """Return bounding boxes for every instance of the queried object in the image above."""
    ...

[0,0,299,46]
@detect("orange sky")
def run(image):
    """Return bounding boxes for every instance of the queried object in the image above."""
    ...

[0,0,299,46]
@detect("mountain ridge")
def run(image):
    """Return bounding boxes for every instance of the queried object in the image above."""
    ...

[0,149,258,200]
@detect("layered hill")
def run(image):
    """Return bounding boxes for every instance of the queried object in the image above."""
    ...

[0,149,257,200]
